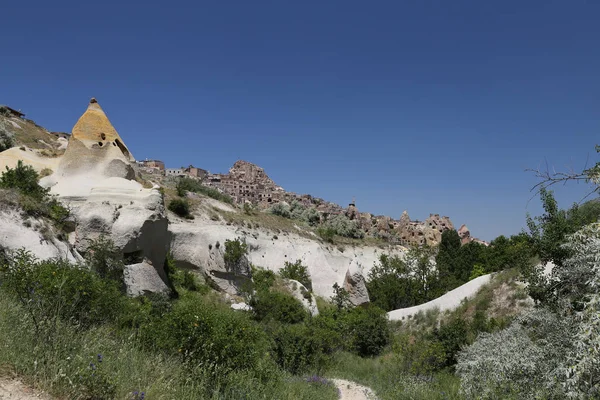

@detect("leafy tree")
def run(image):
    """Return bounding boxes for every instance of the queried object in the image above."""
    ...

[526,188,573,267]
[268,202,291,218]
[223,237,248,266]
[367,247,435,312]
[168,198,192,219]
[342,304,390,357]
[331,282,351,311]
[0,160,48,201]
[85,235,124,283]
[434,230,462,292]
[250,290,308,324]
[0,130,14,152]
[279,259,312,291]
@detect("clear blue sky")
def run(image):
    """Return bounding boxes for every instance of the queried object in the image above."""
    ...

[2,1,599,241]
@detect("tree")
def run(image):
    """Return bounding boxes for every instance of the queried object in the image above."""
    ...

[279,259,312,291]
[0,160,48,201]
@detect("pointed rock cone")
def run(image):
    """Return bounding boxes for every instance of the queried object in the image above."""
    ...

[71,98,134,161]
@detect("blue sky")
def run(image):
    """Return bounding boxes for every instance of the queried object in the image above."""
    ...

[2,1,599,241]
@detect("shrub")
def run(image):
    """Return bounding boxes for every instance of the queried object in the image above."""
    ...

[323,214,365,239]
[141,294,270,379]
[269,202,291,219]
[176,177,233,204]
[272,323,330,374]
[224,237,248,266]
[85,235,124,282]
[457,309,570,399]
[279,259,312,291]
[0,160,48,201]
[0,250,124,332]
[250,290,308,324]
[168,198,193,218]
[317,226,335,243]
[0,161,70,230]
[342,304,390,357]
[0,131,14,152]
[252,266,276,293]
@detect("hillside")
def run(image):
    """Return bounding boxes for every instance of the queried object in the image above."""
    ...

[1,98,595,399]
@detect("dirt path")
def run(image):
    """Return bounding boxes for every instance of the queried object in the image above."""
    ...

[332,379,377,400]
[0,378,50,399]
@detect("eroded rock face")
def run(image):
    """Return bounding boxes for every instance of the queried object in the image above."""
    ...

[0,207,81,262]
[343,258,370,306]
[124,261,170,296]
[284,279,319,316]
[55,99,135,181]
[203,245,252,295]
[70,179,169,288]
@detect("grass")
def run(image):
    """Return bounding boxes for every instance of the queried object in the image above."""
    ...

[0,115,62,152]
[0,289,339,400]
[326,352,461,400]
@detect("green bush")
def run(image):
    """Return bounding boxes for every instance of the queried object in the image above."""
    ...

[269,202,291,218]
[168,198,193,219]
[0,131,14,152]
[323,214,365,239]
[0,250,124,331]
[0,161,70,230]
[252,266,276,293]
[0,160,47,200]
[342,304,390,357]
[272,323,330,374]
[250,290,308,324]
[432,317,469,367]
[85,235,124,282]
[141,294,270,379]
[224,237,248,268]
[317,226,335,243]
[279,259,312,291]
[176,177,233,204]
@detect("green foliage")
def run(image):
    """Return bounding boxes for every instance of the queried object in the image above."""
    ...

[367,247,435,312]
[176,177,233,204]
[432,317,469,367]
[165,254,205,294]
[250,290,308,324]
[0,250,124,332]
[394,335,446,377]
[0,130,14,152]
[457,309,571,399]
[469,263,486,280]
[279,259,312,291]
[342,304,390,357]
[0,160,47,200]
[322,214,365,239]
[0,160,70,230]
[331,282,351,311]
[251,266,276,293]
[85,235,124,283]
[223,237,248,268]
[272,323,330,374]
[141,294,271,379]
[269,202,291,218]
[168,198,193,219]
[526,188,573,267]
[269,201,321,226]
[317,226,335,243]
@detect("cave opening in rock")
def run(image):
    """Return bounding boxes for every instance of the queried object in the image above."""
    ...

[114,138,130,159]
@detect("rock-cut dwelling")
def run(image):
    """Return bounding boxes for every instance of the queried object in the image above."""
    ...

[56,98,136,179]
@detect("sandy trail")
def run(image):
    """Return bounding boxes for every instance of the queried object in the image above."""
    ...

[0,378,49,399]
[332,379,377,400]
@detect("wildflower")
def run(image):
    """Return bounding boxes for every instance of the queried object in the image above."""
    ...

[89,362,96,371]
[97,354,103,363]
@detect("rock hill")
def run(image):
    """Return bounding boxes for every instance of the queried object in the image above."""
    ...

[0,99,482,301]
